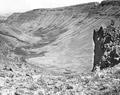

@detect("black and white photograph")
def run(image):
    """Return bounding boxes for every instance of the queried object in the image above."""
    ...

[0,0,120,94]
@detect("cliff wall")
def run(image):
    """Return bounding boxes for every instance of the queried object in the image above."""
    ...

[93,20,120,71]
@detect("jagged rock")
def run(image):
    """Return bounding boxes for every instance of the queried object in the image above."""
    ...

[92,20,120,71]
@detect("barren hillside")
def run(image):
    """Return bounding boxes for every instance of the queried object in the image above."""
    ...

[0,0,120,94]
[0,2,114,73]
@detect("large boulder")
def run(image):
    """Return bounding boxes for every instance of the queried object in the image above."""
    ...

[92,21,120,71]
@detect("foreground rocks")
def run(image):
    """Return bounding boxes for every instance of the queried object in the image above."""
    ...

[1,58,120,95]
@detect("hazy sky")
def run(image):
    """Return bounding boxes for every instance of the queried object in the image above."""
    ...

[0,0,103,14]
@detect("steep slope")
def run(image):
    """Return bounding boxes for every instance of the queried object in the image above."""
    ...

[0,0,120,74]
[1,0,120,95]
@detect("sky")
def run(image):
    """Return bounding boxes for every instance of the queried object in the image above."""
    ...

[0,0,103,15]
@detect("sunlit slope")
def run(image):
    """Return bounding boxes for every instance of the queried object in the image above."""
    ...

[0,1,119,73]
[26,17,110,73]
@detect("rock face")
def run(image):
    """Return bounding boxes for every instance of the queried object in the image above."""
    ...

[92,20,120,71]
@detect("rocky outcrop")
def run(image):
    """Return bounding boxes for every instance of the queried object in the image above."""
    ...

[100,0,120,6]
[92,20,120,71]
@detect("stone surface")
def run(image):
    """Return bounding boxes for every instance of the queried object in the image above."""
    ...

[92,20,120,71]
